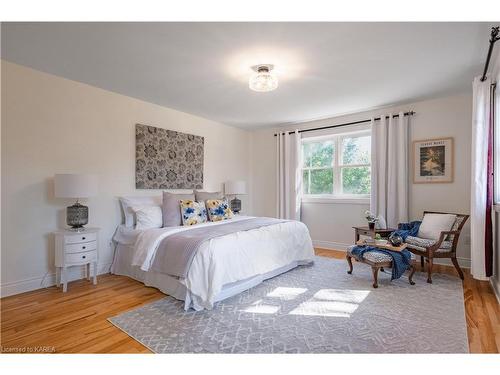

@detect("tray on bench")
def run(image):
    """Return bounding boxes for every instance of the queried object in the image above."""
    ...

[355,239,407,252]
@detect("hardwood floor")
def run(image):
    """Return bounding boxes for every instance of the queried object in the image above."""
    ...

[1,249,498,353]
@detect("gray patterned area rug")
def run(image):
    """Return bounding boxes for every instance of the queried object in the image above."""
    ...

[109,256,468,353]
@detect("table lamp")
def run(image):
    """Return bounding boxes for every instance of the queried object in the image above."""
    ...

[224,180,247,214]
[54,174,98,231]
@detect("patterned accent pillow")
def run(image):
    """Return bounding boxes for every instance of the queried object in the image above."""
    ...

[206,199,234,222]
[179,200,208,226]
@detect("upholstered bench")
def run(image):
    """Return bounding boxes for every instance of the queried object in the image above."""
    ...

[346,245,416,288]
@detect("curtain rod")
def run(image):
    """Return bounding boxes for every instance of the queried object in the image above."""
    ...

[480,26,499,82]
[273,111,416,137]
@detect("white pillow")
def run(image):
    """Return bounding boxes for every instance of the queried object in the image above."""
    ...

[131,205,163,230]
[418,213,456,240]
[119,195,162,227]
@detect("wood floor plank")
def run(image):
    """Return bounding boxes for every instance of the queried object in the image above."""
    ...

[1,249,498,353]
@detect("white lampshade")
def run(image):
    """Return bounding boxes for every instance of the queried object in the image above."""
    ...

[54,174,98,199]
[224,180,247,195]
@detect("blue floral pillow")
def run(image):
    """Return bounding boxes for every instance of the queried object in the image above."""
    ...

[206,198,234,222]
[179,200,208,226]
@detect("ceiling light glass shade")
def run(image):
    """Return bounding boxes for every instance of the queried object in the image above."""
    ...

[249,66,278,92]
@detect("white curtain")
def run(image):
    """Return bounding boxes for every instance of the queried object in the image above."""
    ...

[276,130,302,220]
[470,76,491,280]
[370,112,409,228]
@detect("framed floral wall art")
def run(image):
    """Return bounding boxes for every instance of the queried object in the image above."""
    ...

[135,124,204,189]
[413,137,453,183]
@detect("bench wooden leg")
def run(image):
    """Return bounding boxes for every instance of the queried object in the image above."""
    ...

[372,266,379,288]
[420,256,425,271]
[408,262,416,285]
[346,254,353,274]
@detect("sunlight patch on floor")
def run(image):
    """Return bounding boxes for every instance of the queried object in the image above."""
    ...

[242,299,281,314]
[313,289,370,303]
[266,287,308,300]
[242,288,370,317]
[288,301,358,318]
[289,289,370,318]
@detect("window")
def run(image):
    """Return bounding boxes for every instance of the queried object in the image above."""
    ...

[301,131,371,199]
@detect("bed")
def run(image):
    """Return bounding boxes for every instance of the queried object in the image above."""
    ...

[111,215,315,310]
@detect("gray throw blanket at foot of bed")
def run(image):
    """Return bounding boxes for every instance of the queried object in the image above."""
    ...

[150,217,288,278]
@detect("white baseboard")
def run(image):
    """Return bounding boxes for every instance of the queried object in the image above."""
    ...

[312,240,471,268]
[432,257,471,269]
[491,279,500,305]
[0,263,112,298]
[312,240,351,251]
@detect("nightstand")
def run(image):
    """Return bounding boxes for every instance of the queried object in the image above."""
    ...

[54,227,100,292]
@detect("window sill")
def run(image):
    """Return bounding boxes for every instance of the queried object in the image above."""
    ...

[301,196,370,205]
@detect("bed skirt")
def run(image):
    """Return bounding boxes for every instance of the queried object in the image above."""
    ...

[111,243,309,310]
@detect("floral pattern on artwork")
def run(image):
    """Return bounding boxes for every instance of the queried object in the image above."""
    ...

[136,124,204,189]
[180,200,208,226]
[206,198,234,222]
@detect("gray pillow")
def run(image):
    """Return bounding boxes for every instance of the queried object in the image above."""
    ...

[194,190,223,202]
[162,191,195,227]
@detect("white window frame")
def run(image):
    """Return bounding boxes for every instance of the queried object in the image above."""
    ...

[301,129,371,203]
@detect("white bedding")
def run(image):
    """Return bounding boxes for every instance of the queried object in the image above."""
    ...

[114,216,315,310]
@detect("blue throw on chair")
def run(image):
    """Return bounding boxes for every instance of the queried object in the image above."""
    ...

[391,221,421,241]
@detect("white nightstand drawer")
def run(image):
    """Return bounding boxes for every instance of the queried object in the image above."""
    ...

[65,241,97,254]
[65,250,96,264]
[65,232,97,244]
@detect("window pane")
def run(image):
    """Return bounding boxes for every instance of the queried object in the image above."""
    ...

[341,136,370,165]
[302,141,334,168]
[302,169,309,194]
[310,168,333,194]
[342,167,370,194]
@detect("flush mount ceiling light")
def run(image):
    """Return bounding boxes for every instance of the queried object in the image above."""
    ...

[249,64,278,92]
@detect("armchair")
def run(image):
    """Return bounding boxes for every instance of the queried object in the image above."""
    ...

[403,211,469,284]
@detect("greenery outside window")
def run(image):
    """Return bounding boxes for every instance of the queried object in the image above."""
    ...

[301,131,371,200]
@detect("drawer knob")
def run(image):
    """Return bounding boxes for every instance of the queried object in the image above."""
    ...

[82,246,86,249]
[82,255,86,259]
[82,237,86,240]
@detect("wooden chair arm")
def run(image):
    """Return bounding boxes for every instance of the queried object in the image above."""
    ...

[433,230,460,248]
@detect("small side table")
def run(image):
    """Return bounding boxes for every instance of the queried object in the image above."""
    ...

[54,227,100,292]
[352,226,396,243]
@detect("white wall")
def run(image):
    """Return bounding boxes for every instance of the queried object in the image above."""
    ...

[251,93,473,266]
[1,61,252,297]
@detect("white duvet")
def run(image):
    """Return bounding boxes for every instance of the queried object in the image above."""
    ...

[130,216,315,309]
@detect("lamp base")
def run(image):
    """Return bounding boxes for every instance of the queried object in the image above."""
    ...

[230,197,241,214]
[67,202,89,229]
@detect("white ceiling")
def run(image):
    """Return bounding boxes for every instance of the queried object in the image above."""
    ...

[1,22,491,129]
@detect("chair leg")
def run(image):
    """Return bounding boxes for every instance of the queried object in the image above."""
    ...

[346,254,353,275]
[420,256,425,270]
[427,257,433,284]
[372,267,379,288]
[451,256,465,280]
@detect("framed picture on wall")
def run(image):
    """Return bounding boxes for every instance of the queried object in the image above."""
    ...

[413,137,453,183]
